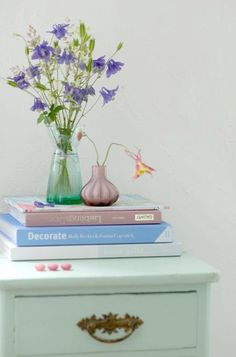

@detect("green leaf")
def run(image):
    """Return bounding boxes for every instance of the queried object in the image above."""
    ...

[34,82,48,91]
[25,47,30,56]
[80,23,86,38]
[117,42,123,51]
[37,112,48,124]
[7,80,18,88]
[89,38,95,52]
[53,105,65,113]
[86,57,93,73]
[73,38,79,47]
[84,33,90,42]
[49,104,55,111]
[48,105,65,123]
[52,90,59,99]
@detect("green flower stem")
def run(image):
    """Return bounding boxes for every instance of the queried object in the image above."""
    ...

[13,34,32,67]
[54,157,71,196]
[48,125,59,147]
[80,95,102,120]
[82,134,129,167]
[41,90,51,107]
[31,85,50,106]
[83,134,100,166]
[20,88,36,98]
[71,107,81,130]
[71,94,101,135]
[101,142,128,166]
[44,63,63,127]
[50,60,68,125]
[71,99,88,129]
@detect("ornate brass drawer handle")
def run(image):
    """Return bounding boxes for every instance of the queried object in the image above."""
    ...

[77,312,143,343]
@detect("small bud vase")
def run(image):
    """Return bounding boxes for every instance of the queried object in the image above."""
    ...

[80,165,119,206]
[46,125,83,205]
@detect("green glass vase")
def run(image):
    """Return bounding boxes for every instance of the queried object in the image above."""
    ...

[46,125,83,205]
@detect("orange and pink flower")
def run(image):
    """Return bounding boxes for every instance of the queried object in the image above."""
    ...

[125,149,155,179]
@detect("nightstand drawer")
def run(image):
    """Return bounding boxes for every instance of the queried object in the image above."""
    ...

[15,292,197,356]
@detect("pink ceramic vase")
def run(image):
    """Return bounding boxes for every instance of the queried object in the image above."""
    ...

[80,165,119,206]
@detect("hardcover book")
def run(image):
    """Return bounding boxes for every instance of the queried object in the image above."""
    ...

[0,232,182,261]
[0,214,173,247]
[9,206,162,227]
[4,194,164,213]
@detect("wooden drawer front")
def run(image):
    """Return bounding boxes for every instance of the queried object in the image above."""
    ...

[14,292,197,356]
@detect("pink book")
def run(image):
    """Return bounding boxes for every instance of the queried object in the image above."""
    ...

[9,208,162,227]
[5,194,166,227]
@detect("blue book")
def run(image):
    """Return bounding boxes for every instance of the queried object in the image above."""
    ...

[0,214,173,247]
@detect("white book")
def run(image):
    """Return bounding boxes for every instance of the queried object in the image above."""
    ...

[4,194,164,213]
[0,232,183,261]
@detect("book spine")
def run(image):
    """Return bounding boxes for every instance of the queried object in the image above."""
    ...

[13,209,162,227]
[5,196,164,212]
[1,238,182,261]
[4,222,173,247]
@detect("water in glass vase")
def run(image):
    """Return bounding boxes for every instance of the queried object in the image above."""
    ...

[46,125,83,205]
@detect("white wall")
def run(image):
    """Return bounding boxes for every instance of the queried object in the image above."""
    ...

[0,0,235,355]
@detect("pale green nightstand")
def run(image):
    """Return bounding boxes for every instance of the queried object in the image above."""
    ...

[0,253,219,357]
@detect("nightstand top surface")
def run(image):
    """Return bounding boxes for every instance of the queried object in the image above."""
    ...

[0,253,219,290]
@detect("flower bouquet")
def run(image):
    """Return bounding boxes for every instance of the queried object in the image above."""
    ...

[7,22,124,204]
[6,21,155,206]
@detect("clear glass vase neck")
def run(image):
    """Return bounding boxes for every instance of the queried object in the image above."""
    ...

[47,124,79,154]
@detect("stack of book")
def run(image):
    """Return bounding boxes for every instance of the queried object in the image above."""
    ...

[0,194,183,261]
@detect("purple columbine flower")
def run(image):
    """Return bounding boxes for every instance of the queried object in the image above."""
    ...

[64,84,95,104]
[87,86,95,96]
[64,84,83,105]
[64,83,72,95]
[26,65,40,80]
[106,59,124,78]
[48,23,69,39]
[93,56,105,71]
[100,86,119,105]
[71,87,83,105]
[81,86,95,97]
[58,50,75,65]
[31,97,47,112]
[31,41,55,62]
[11,72,29,90]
